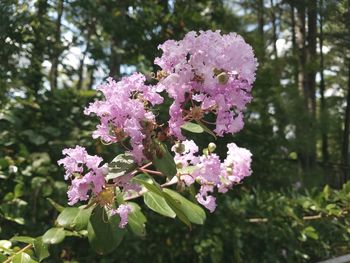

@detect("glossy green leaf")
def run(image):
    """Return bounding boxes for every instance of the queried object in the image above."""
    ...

[10,236,35,244]
[181,121,204,133]
[127,202,147,237]
[162,192,191,228]
[12,252,37,263]
[87,206,125,255]
[144,192,176,218]
[42,227,65,245]
[163,189,206,225]
[151,140,177,178]
[33,237,49,262]
[57,207,92,231]
[133,177,163,196]
[106,153,137,180]
[195,120,217,139]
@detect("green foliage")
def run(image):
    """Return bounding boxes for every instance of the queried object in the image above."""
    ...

[151,140,177,179]
[143,191,176,218]
[107,153,137,181]
[87,206,125,255]
[1,0,350,262]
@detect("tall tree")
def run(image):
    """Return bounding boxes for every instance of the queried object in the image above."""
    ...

[49,0,64,91]
[319,0,329,163]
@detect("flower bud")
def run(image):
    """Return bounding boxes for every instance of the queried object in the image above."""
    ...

[226,167,233,175]
[217,72,229,85]
[174,142,185,154]
[208,142,216,153]
[176,162,183,169]
[203,148,209,156]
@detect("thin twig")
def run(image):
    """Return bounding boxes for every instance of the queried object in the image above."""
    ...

[138,168,164,176]
[4,244,33,263]
[247,211,348,223]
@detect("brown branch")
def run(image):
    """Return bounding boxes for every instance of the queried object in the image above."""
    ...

[247,211,348,224]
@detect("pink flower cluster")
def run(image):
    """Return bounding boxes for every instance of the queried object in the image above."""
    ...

[172,141,252,212]
[57,146,107,205]
[84,73,163,163]
[58,146,133,227]
[58,30,257,228]
[155,30,257,139]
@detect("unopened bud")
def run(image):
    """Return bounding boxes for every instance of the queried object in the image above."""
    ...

[203,148,209,156]
[213,68,224,76]
[217,72,229,85]
[176,162,183,169]
[208,142,216,153]
[174,142,185,154]
[226,167,233,175]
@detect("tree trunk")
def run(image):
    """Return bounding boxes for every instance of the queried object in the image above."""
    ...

[341,63,350,183]
[109,36,121,78]
[49,0,64,91]
[257,0,265,61]
[306,0,317,165]
[319,0,329,163]
[27,0,48,97]
[77,43,89,90]
[270,0,278,59]
[290,2,298,85]
[307,0,317,119]
[87,63,96,90]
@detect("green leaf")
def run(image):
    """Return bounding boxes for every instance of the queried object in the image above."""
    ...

[181,122,204,133]
[87,206,125,255]
[151,140,177,178]
[0,253,7,262]
[127,202,147,237]
[14,184,24,198]
[106,153,137,180]
[10,236,35,244]
[144,192,176,218]
[133,177,163,196]
[162,192,191,228]
[33,237,49,262]
[195,120,217,139]
[46,198,64,212]
[42,227,65,245]
[302,226,319,240]
[163,189,206,225]
[12,252,37,263]
[57,207,92,231]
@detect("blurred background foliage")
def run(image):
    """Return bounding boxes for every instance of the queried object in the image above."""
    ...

[0,0,350,262]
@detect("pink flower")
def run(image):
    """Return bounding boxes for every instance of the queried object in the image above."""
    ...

[112,204,132,228]
[84,73,163,163]
[225,142,252,180]
[58,146,107,205]
[174,141,252,212]
[155,30,257,138]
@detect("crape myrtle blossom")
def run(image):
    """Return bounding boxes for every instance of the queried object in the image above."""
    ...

[57,146,107,205]
[155,30,257,139]
[111,204,132,228]
[58,146,133,227]
[84,72,164,163]
[173,140,252,212]
[58,30,256,230]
